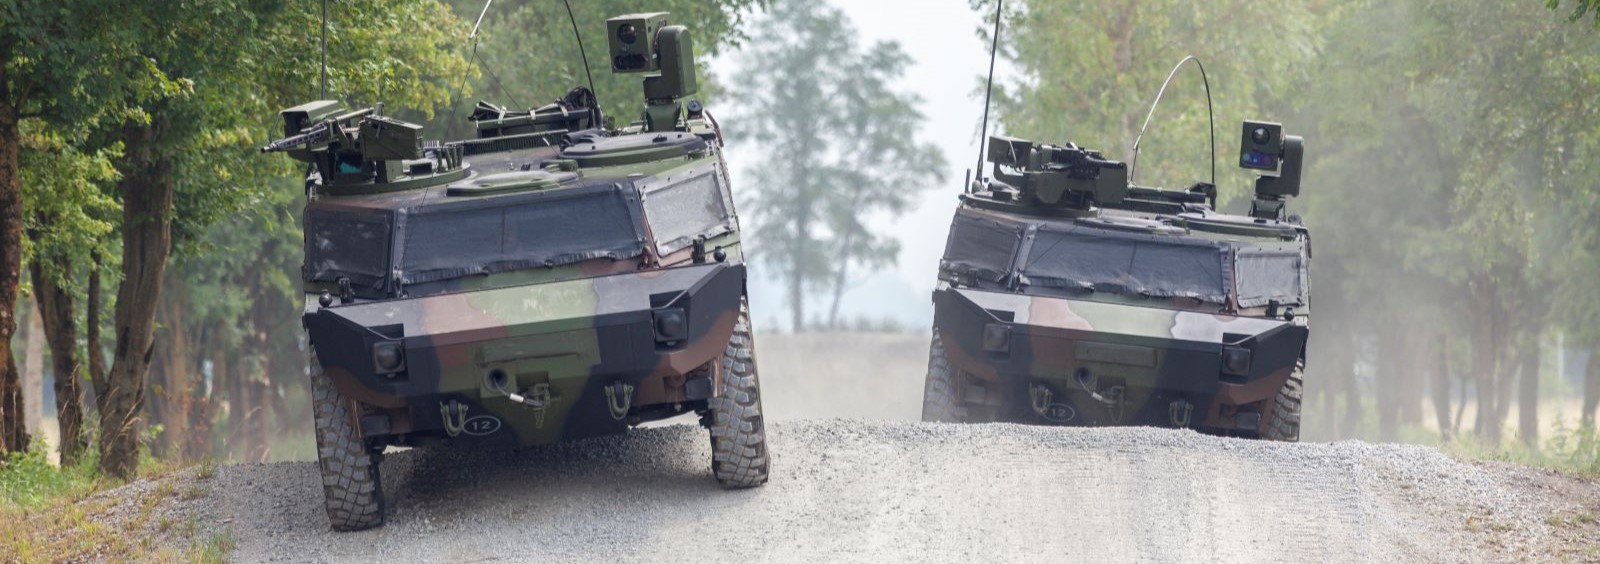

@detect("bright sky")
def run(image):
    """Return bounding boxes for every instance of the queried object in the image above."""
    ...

[713,0,1016,330]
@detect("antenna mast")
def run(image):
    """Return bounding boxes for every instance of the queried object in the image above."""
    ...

[563,0,599,113]
[320,0,328,99]
[972,0,1004,194]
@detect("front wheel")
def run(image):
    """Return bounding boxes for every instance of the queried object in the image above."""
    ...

[1263,361,1304,442]
[921,330,962,422]
[310,349,386,531]
[707,298,770,488]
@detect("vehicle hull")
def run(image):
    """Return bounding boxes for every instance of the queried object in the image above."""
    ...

[932,286,1307,436]
[304,263,745,448]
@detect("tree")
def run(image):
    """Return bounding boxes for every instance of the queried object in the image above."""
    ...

[975,0,1322,204]
[1550,0,1600,29]
[90,0,474,477]
[731,0,947,331]
[19,119,120,465]
[0,0,171,456]
[438,0,766,132]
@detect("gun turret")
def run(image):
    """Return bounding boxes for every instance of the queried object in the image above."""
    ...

[985,135,1129,209]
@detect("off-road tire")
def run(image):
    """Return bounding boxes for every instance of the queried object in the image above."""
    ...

[310,350,386,531]
[1264,362,1304,442]
[708,298,769,488]
[921,330,963,423]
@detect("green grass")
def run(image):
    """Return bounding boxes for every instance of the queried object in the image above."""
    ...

[0,445,107,508]
[1438,418,1600,477]
[0,442,231,563]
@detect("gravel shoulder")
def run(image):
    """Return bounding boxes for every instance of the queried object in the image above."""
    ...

[170,420,1591,563]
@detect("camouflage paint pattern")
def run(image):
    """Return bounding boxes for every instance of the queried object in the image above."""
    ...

[299,106,748,449]
[932,190,1311,437]
[307,263,743,448]
[933,286,1306,435]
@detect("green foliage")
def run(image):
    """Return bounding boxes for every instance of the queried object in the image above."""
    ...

[1550,0,1600,29]
[0,443,102,508]
[733,0,947,330]
[1447,418,1600,477]
[439,0,766,130]
[18,119,121,287]
[974,0,1324,201]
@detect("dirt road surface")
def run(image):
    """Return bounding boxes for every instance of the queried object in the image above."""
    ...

[108,334,1600,561]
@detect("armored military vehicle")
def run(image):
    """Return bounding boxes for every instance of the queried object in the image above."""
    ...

[265,13,768,531]
[923,121,1310,441]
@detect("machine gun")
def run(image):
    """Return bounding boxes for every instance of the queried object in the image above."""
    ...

[985,135,1129,209]
[262,100,463,191]
[260,103,378,157]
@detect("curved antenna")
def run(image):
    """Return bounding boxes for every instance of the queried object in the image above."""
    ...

[972,0,1004,194]
[1128,55,1216,189]
[563,0,599,115]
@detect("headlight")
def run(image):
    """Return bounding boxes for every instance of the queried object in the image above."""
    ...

[373,341,406,375]
[982,323,1012,353]
[1221,346,1252,377]
[654,308,688,342]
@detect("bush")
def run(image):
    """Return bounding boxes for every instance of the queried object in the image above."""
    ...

[0,445,103,508]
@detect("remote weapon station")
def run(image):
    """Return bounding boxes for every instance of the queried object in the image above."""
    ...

[925,49,1311,440]
[266,12,769,531]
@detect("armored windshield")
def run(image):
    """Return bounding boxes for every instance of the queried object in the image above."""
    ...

[941,208,1306,307]
[1021,225,1232,303]
[303,165,736,298]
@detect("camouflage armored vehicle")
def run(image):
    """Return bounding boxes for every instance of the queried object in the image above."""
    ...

[923,121,1310,441]
[265,13,768,531]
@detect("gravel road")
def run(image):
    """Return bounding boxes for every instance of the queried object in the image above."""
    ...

[95,334,1590,561]
[194,419,1563,563]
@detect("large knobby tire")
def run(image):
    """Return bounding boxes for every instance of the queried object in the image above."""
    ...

[921,330,962,423]
[310,350,386,531]
[1264,362,1304,442]
[708,298,770,489]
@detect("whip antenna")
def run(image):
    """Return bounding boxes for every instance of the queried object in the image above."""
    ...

[564,0,599,114]
[445,0,493,139]
[972,0,1003,194]
[1129,55,1216,188]
[320,0,328,98]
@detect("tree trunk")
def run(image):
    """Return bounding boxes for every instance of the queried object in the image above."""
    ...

[86,252,105,412]
[1582,347,1599,428]
[0,98,29,455]
[100,121,174,479]
[1489,329,1515,445]
[1431,334,1453,442]
[22,296,43,440]
[149,288,187,458]
[1517,339,1539,448]
[29,250,87,465]
[1376,325,1401,442]
[1470,280,1499,442]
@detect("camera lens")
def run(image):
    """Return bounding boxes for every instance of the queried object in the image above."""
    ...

[618,23,638,45]
[1251,127,1271,145]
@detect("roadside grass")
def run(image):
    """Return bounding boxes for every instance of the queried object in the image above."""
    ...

[0,444,227,562]
[1442,419,1600,478]
[1306,396,1600,477]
